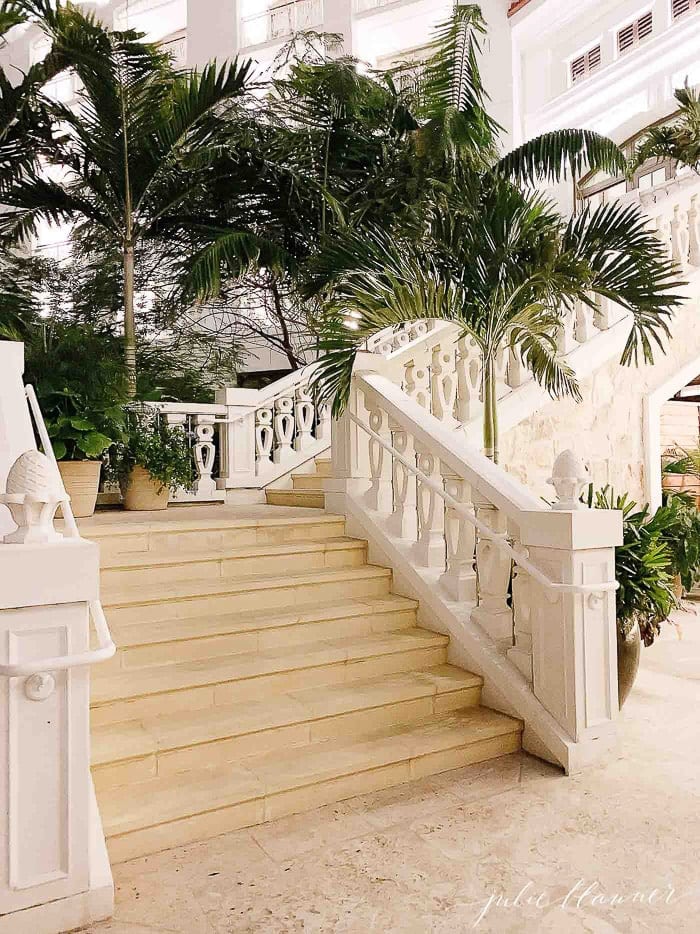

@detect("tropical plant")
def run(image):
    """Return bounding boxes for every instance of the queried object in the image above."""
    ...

[0,0,254,392]
[585,485,677,646]
[631,84,700,175]
[308,6,681,460]
[21,320,129,460]
[311,176,680,460]
[106,407,193,493]
[657,492,700,594]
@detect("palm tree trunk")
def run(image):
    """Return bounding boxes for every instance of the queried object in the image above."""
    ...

[123,244,137,397]
[483,357,495,461]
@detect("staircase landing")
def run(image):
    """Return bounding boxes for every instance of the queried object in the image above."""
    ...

[83,465,521,864]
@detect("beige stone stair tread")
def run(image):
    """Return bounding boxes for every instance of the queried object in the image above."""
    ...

[101,536,364,571]
[102,564,392,607]
[91,629,449,705]
[91,665,483,767]
[100,708,521,837]
[110,594,418,649]
[265,490,325,507]
[82,512,344,539]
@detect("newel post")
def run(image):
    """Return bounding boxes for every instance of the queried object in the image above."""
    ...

[519,451,623,771]
[215,387,259,491]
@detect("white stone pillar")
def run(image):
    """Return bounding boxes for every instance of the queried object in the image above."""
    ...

[0,539,113,933]
[215,387,258,491]
[519,507,623,768]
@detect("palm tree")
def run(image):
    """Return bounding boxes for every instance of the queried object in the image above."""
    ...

[631,84,700,175]
[0,0,254,393]
[311,176,680,461]
[309,6,682,461]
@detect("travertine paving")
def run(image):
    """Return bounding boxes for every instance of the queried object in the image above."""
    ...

[87,606,700,934]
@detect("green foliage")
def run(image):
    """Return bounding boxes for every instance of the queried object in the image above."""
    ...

[658,492,700,593]
[585,485,678,646]
[632,84,700,175]
[22,320,129,460]
[106,408,193,494]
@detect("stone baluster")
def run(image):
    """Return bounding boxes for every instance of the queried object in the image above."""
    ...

[363,398,393,513]
[574,298,596,343]
[670,204,689,270]
[293,386,315,453]
[688,194,700,267]
[556,306,577,353]
[191,414,218,499]
[404,360,431,410]
[272,395,295,465]
[471,492,513,645]
[654,212,674,263]
[455,335,483,423]
[506,346,528,389]
[255,407,274,471]
[431,344,458,424]
[439,465,476,602]
[316,401,332,443]
[413,442,445,567]
[387,421,417,540]
[507,541,533,682]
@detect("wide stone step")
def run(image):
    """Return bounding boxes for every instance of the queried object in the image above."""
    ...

[100,707,522,862]
[105,595,419,670]
[265,489,325,508]
[92,665,483,790]
[91,629,450,725]
[83,512,346,557]
[101,565,394,625]
[292,473,327,491]
[101,536,366,589]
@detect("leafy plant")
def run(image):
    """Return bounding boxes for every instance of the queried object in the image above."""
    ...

[658,492,700,593]
[21,320,129,460]
[106,407,193,494]
[632,84,700,175]
[585,485,678,646]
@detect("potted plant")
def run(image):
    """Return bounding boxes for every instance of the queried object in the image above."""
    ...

[48,411,121,518]
[662,449,700,508]
[107,408,193,511]
[586,486,678,707]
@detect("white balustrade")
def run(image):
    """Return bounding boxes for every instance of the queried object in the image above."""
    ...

[157,403,227,504]
[327,354,622,773]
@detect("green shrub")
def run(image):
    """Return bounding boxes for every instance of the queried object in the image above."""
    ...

[106,408,194,494]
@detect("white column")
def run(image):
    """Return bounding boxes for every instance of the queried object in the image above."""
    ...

[215,387,258,490]
[0,542,113,933]
[519,507,622,765]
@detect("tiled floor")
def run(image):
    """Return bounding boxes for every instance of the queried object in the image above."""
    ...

[87,605,700,934]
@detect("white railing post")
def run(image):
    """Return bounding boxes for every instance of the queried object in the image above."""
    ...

[387,420,417,540]
[520,450,622,765]
[215,388,258,491]
[439,465,476,602]
[412,442,445,568]
[471,493,513,645]
[0,341,113,932]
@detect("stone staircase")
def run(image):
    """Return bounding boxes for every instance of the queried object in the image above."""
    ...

[87,462,522,864]
[264,456,332,508]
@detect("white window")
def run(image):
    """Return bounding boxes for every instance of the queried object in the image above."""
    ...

[638,168,667,189]
[570,45,601,85]
[672,0,700,20]
[617,11,653,54]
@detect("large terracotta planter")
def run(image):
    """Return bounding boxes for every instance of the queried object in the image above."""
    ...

[122,466,169,511]
[617,619,641,708]
[58,460,101,518]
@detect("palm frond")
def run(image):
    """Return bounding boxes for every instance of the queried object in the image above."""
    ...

[495,129,627,186]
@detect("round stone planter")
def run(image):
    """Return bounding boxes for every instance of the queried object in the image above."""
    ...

[122,466,170,512]
[58,460,101,518]
[617,619,641,709]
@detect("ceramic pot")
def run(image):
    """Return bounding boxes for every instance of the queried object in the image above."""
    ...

[617,619,641,708]
[122,465,169,511]
[58,460,101,518]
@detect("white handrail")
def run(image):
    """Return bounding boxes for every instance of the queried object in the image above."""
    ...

[24,383,80,540]
[349,410,618,598]
[0,599,116,678]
